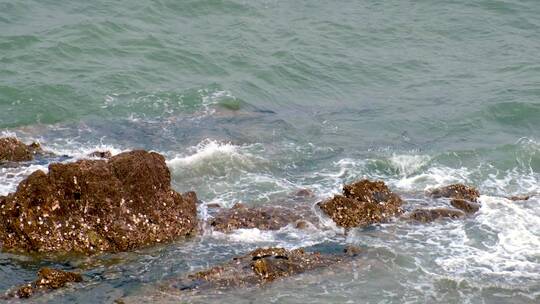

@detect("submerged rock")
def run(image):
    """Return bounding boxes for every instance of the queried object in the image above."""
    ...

[209,203,305,232]
[8,268,82,299]
[0,137,43,163]
[163,246,359,292]
[507,195,530,201]
[428,184,481,213]
[407,208,465,223]
[0,150,197,254]
[317,179,404,228]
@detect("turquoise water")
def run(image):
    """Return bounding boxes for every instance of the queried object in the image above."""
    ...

[1,0,539,303]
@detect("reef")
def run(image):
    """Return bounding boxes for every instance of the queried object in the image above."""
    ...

[428,184,481,213]
[162,246,361,293]
[0,137,43,163]
[0,150,198,254]
[6,268,82,299]
[317,179,404,228]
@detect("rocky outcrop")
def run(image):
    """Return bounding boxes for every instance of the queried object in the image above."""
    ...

[407,208,465,223]
[162,246,361,292]
[0,137,42,163]
[0,150,198,254]
[209,203,308,232]
[428,184,480,213]
[317,179,404,228]
[8,268,82,299]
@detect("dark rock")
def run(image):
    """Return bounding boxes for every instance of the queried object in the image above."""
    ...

[428,184,481,214]
[210,203,303,232]
[163,247,353,292]
[293,188,314,198]
[10,268,82,299]
[205,203,222,209]
[0,150,198,254]
[408,208,466,223]
[88,151,113,159]
[0,137,43,163]
[507,195,530,201]
[317,179,404,228]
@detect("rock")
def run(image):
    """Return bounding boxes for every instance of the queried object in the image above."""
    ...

[428,184,481,214]
[293,188,314,198]
[205,203,222,209]
[88,151,113,159]
[162,247,353,292]
[0,150,198,254]
[407,208,466,223]
[10,268,82,299]
[317,179,404,228]
[507,195,530,201]
[210,204,303,232]
[0,137,42,163]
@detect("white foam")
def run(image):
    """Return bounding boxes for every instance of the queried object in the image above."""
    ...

[388,154,431,177]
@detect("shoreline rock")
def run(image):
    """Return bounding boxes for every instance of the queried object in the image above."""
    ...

[0,150,197,254]
[7,268,82,299]
[0,137,43,163]
[318,179,404,228]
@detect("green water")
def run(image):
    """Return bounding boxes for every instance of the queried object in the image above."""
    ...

[1,0,539,303]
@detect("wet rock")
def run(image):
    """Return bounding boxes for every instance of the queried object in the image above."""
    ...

[293,188,315,198]
[428,184,481,214]
[0,150,198,254]
[163,247,353,292]
[205,203,222,209]
[210,203,305,232]
[88,151,113,159]
[10,268,82,299]
[407,208,466,223]
[317,179,404,228]
[507,195,530,201]
[0,137,43,163]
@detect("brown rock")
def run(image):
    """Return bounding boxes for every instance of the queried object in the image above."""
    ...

[0,137,42,163]
[12,268,82,299]
[507,195,530,201]
[408,208,466,223]
[428,184,481,214]
[210,205,304,232]
[88,151,113,159]
[0,150,198,254]
[163,247,351,292]
[317,179,404,228]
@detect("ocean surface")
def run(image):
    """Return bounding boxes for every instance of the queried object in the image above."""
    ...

[1,0,539,303]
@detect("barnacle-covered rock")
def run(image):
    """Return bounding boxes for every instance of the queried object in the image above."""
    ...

[210,203,307,232]
[317,179,404,228]
[407,208,465,223]
[0,137,43,163]
[163,246,358,292]
[428,184,481,213]
[7,268,82,299]
[0,150,197,254]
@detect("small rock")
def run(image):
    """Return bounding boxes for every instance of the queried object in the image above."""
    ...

[318,179,404,228]
[210,205,302,232]
[507,195,530,201]
[428,184,481,214]
[0,137,43,163]
[11,268,82,299]
[408,208,466,223]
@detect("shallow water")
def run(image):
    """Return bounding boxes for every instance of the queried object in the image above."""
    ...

[1,0,539,303]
